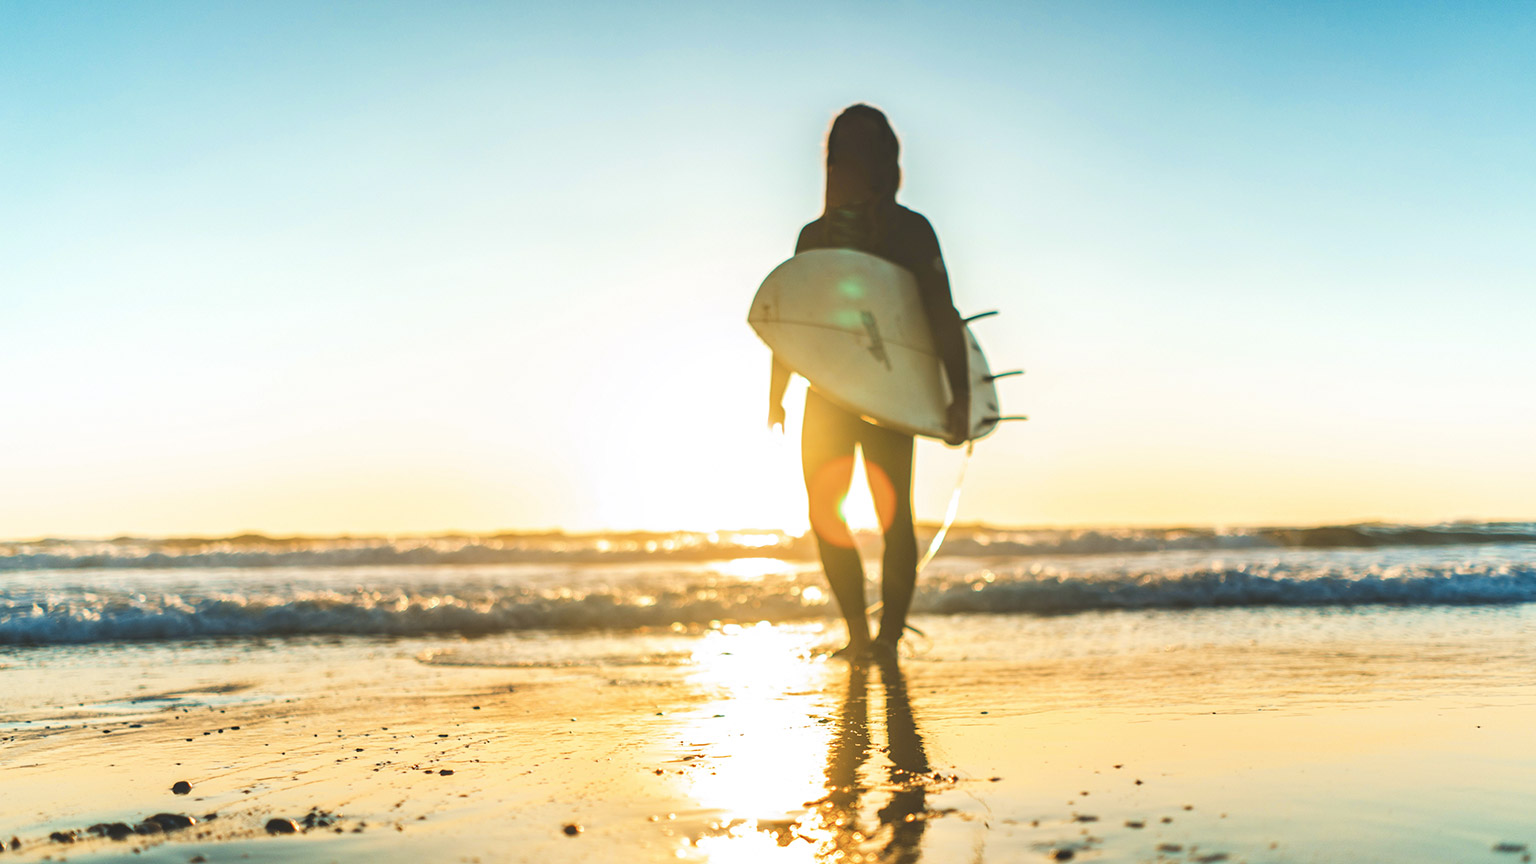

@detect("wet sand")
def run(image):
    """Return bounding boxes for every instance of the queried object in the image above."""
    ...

[3,618,1536,863]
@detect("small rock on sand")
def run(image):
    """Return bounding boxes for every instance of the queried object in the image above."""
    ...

[266,818,299,835]
[1124,820,1144,829]
[49,830,78,843]
[172,780,193,795]
[1157,843,1183,853]
[88,822,136,841]
[149,813,196,831]
[440,769,455,776]
[1050,849,1074,862]
[562,823,582,836]
[1494,843,1529,854]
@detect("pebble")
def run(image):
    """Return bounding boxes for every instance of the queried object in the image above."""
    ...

[1193,855,1229,863]
[1072,814,1098,823]
[49,830,78,844]
[1157,843,1183,853]
[87,822,136,841]
[1050,849,1074,862]
[148,813,197,832]
[172,781,193,795]
[1124,820,1144,829]
[562,823,582,836]
[440,769,455,776]
[265,818,299,835]
[301,809,339,830]
[1495,844,1530,854]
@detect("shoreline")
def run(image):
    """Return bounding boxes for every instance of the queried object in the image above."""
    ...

[4,617,1536,862]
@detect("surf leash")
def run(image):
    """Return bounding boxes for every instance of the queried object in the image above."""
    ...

[865,440,974,640]
[916,439,973,574]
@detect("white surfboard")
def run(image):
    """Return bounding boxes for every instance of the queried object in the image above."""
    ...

[749,248,1000,442]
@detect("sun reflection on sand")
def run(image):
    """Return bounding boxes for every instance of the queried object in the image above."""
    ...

[675,625,945,863]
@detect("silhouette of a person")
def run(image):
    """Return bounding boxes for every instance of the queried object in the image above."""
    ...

[768,104,970,658]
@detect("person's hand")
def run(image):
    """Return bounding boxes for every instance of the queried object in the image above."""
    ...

[768,401,787,433]
[943,400,969,447]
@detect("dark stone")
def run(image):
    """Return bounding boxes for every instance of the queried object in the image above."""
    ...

[265,818,299,835]
[148,813,196,831]
[1051,850,1074,862]
[301,810,338,830]
[439,769,454,776]
[172,780,193,795]
[134,821,163,835]
[49,831,78,843]
[562,823,582,836]
[86,822,135,840]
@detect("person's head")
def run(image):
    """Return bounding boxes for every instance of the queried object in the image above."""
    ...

[824,104,900,211]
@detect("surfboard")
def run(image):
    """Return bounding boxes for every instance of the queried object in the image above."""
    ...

[749,248,1000,442]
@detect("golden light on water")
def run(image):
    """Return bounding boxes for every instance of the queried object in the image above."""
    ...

[713,558,801,581]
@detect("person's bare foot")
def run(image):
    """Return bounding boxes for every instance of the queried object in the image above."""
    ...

[829,638,872,662]
[869,637,900,663]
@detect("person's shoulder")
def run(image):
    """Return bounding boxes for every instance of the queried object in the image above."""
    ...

[890,203,939,244]
[795,217,826,253]
[892,202,926,223]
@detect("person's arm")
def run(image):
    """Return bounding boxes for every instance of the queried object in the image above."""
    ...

[768,355,790,430]
[767,223,819,431]
[910,215,970,445]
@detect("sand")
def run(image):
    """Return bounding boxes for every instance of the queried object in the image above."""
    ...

[3,618,1536,863]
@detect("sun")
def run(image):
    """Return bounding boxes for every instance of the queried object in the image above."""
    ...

[838,455,885,535]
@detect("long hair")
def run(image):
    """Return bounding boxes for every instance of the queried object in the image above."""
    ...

[823,104,901,215]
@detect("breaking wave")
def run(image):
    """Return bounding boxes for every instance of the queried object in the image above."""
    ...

[3,522,1535,571]
[4,559,1535,645]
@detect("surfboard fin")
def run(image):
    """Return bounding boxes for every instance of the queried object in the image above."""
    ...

[963,310,999,323]
[986,370,1024,381]
[981,415,1029,424]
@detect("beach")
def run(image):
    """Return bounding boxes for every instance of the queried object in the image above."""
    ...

[4,530,1536,862]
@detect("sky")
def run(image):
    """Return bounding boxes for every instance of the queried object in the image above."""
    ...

[3,1,1534,538]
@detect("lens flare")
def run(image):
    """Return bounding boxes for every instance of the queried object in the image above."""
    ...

[807,453,896,548]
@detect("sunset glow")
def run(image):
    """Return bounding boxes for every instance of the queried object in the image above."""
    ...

[3,2,1534,539]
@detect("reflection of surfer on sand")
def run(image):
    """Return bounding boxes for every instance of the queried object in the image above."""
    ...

[766,104,971,659]
[818,656,934,863]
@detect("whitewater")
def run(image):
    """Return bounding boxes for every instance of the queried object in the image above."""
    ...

[3,522,1534,646]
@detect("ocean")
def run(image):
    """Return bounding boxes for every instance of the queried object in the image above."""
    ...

[4,522,1535,647]
[5,523,1536,862]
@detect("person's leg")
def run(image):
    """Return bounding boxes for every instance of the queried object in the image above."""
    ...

[859,422,916,646]
[801,390,871,649]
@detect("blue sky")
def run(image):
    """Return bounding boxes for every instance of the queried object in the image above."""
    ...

[3,1,1533,537]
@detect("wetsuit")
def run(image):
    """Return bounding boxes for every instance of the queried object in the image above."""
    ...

[793,202,966,643]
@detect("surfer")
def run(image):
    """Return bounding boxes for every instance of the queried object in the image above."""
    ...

[767,104,970,659]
